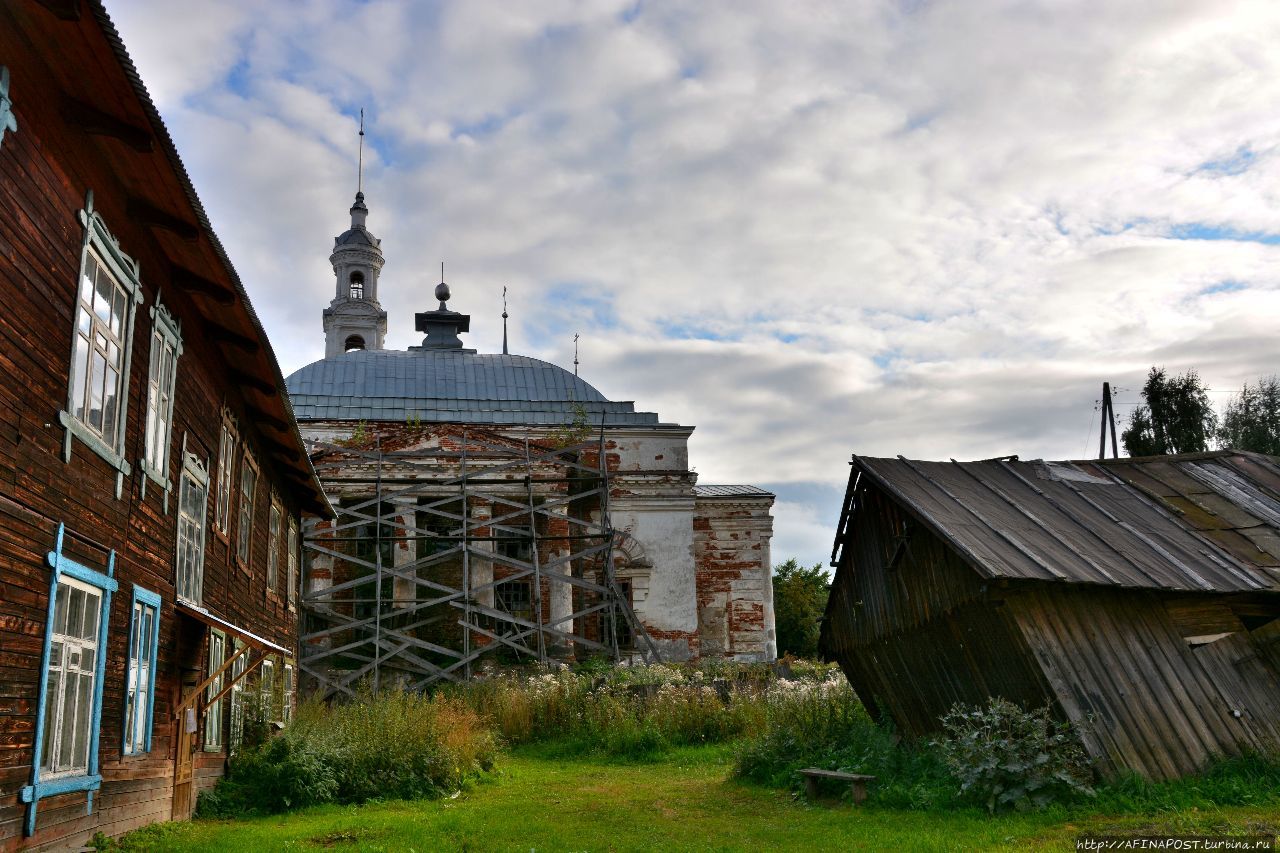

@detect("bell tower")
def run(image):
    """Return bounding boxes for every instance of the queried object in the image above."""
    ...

[322,192,387,356]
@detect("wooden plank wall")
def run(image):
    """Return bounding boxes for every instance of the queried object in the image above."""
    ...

[833,596,1056,736]
[1007,586,1280,780]
[0,9,304,849]
[823,483,987,650]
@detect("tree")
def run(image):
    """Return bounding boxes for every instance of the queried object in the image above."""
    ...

[1218,376,1280,456]
[1121,367,1217,457]
[771,558,830,659]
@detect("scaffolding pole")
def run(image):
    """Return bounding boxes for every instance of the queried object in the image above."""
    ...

[299,427,658,700]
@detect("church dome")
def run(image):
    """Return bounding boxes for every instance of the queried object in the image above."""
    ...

[335,227,377,247]
[285,348,661,426]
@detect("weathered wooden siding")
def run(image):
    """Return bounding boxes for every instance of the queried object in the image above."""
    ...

[0,4,311,848]
[833,596,1055,734]
[823,483,987,648]
[1007,586,1280,780]
[822,482,1053,732]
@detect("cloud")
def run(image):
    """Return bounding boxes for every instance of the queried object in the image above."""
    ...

[109,0,1280,569]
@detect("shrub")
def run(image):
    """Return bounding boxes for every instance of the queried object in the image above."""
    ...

[935,698,1094,812]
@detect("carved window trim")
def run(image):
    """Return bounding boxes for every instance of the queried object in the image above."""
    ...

[139,296,182,508]
[286,516,299,612]
[175,440,209,605]
[58,190,144,500]
[213,410,238,539]
[236,452,258,570]
[266,493,282,596]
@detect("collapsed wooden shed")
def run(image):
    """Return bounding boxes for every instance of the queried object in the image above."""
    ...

[820,451,1280,780]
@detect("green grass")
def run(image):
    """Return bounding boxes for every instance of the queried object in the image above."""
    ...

[118,744,1279,852]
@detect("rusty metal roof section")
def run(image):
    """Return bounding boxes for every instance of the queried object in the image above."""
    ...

[843,450,1280,594]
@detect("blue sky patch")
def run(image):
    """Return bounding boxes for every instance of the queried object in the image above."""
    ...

[1192,146,1256,177]
[668,322,734,342]
[1198,280,1248,296]
[523,284,618,348]
[1169,223,1280,245]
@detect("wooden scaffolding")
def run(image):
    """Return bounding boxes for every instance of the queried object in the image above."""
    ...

[299,427,659,699]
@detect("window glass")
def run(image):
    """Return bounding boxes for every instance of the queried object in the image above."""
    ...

[228,641,247,752]
[142,310,181,482]
[70,250,129,443]
[287,517,299,610]
[176,454,208,604]
[204,631,225,751]
[215,420,237,533]
[40,576,103,777]
[237,457,257,564]
[267,499,282,591]
[260,657,275,722]
[282,662,294,723]
[124,595,159,754]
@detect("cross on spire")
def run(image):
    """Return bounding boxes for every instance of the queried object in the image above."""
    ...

[357,108,365,194]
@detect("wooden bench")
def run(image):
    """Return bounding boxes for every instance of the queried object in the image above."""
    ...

[798,768,876,805]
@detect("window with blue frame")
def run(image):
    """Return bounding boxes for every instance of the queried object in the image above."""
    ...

[123,587,160,756]
[23,524,116,837]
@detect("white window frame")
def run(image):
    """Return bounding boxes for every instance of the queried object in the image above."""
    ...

[175,443,209,605]
[58,190,144,500]
[214,411,237,536]
[267,495,282,594]
[282,661,295,723]
[236,453,258,567]
[259,657,276,722]
[204,630,225,751]
[122,587,160,755]
[139,297,182,507]
[228,640,247,752]
[287,516,299,612]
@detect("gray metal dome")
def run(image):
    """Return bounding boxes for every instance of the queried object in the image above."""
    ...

[284,348,661,426]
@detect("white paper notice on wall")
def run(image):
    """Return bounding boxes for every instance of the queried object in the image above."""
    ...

[184,707,197,734]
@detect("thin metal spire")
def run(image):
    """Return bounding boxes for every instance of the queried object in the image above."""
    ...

[502,286,509,355]
[573,333,580,377]
[357,108,365,194]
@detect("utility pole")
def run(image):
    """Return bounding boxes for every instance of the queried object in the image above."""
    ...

[1098,382,1119,459]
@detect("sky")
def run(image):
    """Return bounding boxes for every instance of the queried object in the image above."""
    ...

[110,0,1280,571]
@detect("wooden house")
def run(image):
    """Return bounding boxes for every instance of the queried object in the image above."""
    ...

[821,451,1280,781]
[0,1,329,847]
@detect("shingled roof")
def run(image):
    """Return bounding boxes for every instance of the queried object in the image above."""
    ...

[843,451,1280,594]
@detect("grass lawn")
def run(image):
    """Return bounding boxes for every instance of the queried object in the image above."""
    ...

[122,744,1280,852]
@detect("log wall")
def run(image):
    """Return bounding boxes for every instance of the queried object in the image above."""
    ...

[0,5,308,848]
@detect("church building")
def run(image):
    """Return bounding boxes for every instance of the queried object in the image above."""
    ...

[285,191,777,684]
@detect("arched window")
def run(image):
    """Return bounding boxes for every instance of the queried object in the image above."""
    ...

[344,335,365,352]
[349,271,365,300]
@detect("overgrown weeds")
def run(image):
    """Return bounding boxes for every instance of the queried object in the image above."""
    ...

[733,675,958,810]
[198,687,496,816]
[442,661,811,758]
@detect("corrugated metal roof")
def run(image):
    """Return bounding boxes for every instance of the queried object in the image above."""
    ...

[694,485,775,498]
[848,451,1280,594]
[284,349,668,426]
